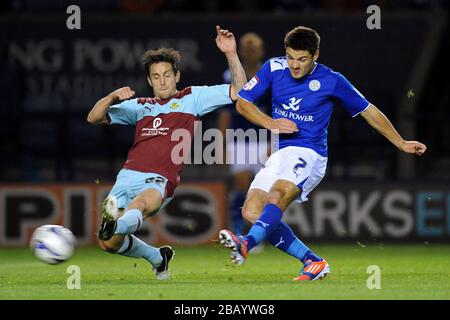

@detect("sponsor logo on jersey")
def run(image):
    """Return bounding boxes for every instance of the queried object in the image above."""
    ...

[153,117,162,128]
[142,117,169,136]
[309,80,321,91]
[274,108,314,122]
[243,76,259,91]
[282,97,302,111]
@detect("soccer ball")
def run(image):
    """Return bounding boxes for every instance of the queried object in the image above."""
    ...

[30,225,76,264]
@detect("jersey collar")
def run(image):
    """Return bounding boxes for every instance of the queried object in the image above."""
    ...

[309,62,318,75]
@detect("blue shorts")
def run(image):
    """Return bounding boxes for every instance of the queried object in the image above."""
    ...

[108,169,173,210]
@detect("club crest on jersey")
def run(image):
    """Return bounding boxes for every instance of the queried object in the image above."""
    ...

[243,76,259,91]
[170,102,180,109]
[309,80,321,91]
[282,97,302,111]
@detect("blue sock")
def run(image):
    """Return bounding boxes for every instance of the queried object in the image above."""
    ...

[267,221,321,263]
[230,191,246,235]
[117,235,163,268]
[301,250,322,263]
[114,209,143,235]
[267,221,296,252]
[246,204,282,250]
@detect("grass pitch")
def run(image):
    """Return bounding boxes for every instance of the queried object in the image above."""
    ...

[1,244,449,300]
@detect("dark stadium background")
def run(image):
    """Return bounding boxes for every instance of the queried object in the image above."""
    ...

[0,0,449,245]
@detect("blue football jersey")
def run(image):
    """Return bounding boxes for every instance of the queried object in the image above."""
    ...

[238,57,371,157]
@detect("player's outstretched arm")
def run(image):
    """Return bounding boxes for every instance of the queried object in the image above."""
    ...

[360,104,427,155]
[236,98,298,134]
[215,25,247,101]
[87,87,135,125]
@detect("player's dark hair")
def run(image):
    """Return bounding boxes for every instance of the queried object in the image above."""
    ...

[142,48,181,77]
[284,26,320,55]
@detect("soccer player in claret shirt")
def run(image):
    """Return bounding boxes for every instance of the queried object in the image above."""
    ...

[87,26,246,280]
[218,26,427,281]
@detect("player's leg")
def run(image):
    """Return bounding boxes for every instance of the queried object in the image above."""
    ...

[264,183,322,264]
[224,146,304,252]
[118,188,162,236]
[243,179,299,251]
[265,151,329,281]
[99,187,162,245]
[220,149,278,259]
[241,189,267,228]
[220,147,330,279]
[99,170,171,242]
[219,179,297,261]
[240,187,321,264]
[97,169,129,250]
[99,187,162,250]
[116,234,173,281]
[242,146,326,253]
[98,208,125,252]
[98,171,174,279]
[226,179,329,280]
[123,189,173,279]
[100,188,174,279]
[225,188,267,263]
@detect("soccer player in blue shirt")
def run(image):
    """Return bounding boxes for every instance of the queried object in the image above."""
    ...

[219,26,427,281]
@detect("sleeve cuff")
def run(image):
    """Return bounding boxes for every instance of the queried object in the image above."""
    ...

[236,93,254,104]
[352,102,372,118]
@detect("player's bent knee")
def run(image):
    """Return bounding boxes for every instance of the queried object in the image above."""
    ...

[130,190,163,216]
[98,240,119,254]
[267,190,285,206]
[242,207,259,223]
